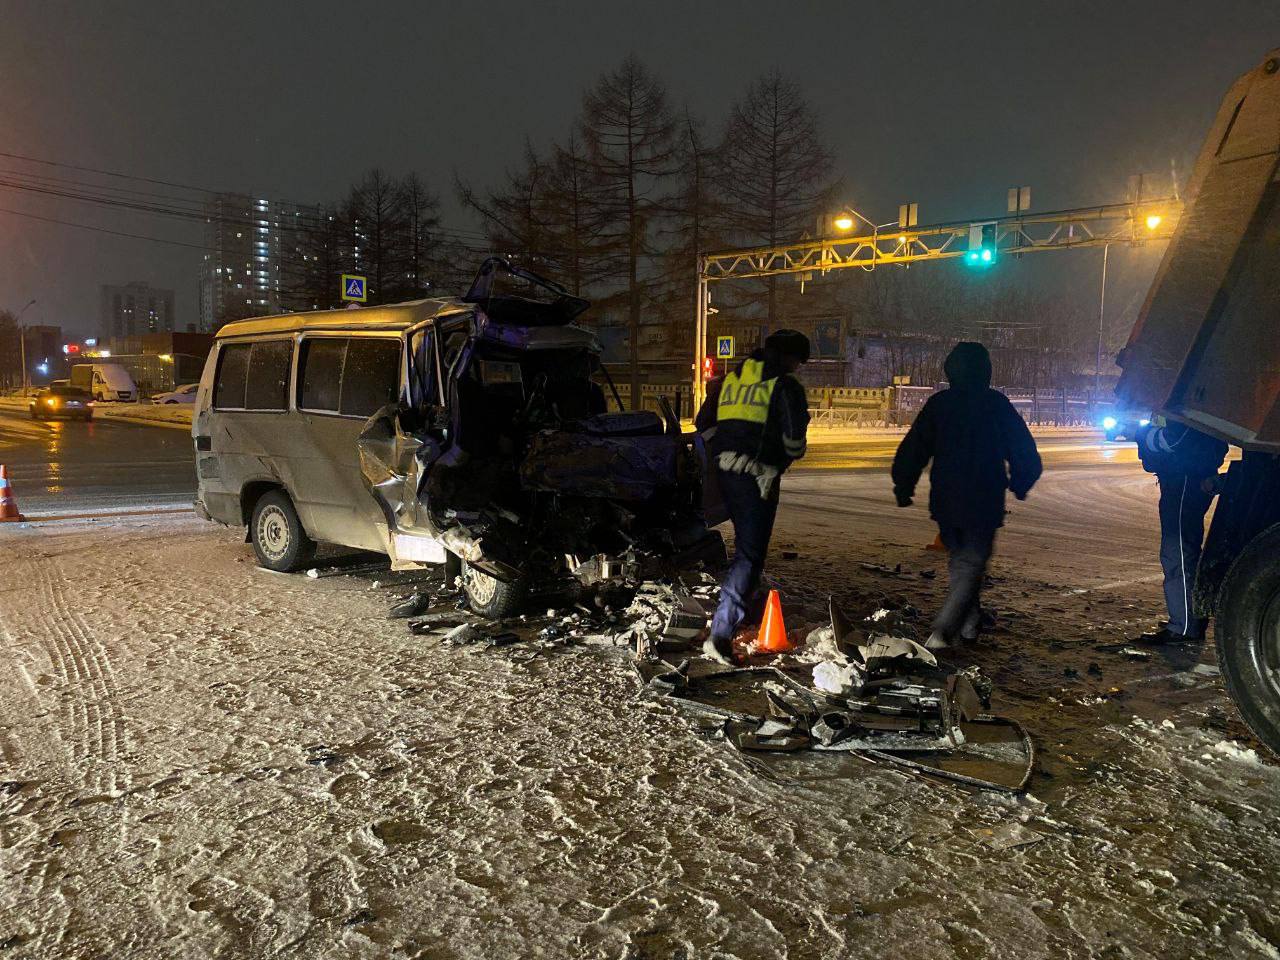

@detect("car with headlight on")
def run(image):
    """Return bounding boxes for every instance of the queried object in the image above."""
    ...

[28,385,93,421]
[1101,412,1150,442]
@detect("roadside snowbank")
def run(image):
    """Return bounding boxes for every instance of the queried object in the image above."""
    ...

[0,395,192,430]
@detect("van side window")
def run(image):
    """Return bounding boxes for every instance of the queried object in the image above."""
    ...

[213,344,251,409]
[298,339,345,412]
[245,340,292,411]
[341,339,402,417]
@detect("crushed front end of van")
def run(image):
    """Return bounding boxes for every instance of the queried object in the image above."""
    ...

[358,258,724,617]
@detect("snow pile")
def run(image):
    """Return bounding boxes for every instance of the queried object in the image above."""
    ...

[1207,739,1266,768]
[812,659,859,695]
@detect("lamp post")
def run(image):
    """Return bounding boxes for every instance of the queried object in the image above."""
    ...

[1095,209,1164,408]
[1094,245,1108,408]
[16,299,36,393]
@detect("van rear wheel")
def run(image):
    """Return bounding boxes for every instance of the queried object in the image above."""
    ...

[462,562,525,619]
[1216,522,1280,758]
[250,490,316,573]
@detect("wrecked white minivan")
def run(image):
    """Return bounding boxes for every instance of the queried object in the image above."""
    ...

[194,259,722,616]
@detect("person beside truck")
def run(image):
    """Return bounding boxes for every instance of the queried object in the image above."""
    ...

[1133,419,1228,644]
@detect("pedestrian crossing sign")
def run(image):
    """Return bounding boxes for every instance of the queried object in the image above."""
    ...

[716,335,735,359]
[341,274,367,303]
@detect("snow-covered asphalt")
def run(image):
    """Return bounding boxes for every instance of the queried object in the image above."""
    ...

[2,456,1278,958]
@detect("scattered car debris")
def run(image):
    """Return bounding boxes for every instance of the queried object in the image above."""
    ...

[972,821,1047,850]
[305,559,390,579]
[407,610,472,634]
[442,623,482,646]
[637,598,1035,793]
[389,591,435,619]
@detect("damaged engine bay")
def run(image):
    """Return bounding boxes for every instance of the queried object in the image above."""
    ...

[359,258,725,617]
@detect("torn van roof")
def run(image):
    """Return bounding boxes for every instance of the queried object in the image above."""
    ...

[213,298,470,340]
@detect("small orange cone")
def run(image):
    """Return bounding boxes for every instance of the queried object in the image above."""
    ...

[756,589,795,653]
[0,465,24,522]
[925,532,946,551]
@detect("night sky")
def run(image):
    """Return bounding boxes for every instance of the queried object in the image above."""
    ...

[1,0,1276,337]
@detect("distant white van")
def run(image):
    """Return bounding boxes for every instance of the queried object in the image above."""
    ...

[70,363,137,402]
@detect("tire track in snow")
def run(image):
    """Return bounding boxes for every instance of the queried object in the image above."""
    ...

[20,557,91,775]
[28,556,128,794]
[51,555,128,794]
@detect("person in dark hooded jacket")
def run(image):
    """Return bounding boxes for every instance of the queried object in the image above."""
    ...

[891,342,1042,649]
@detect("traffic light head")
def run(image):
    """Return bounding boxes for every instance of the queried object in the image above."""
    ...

[967,222,998,267]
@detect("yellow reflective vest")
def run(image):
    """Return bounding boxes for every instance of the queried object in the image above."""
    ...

[717,358,776,425]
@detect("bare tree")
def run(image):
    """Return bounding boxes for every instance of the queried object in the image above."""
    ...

[716,71,838,328]
[347,168,406,304]
[654,107,721,358]
[581,55,677,408]
[398,172,440,299]
[543,131,609,298]
[457,141,554,269]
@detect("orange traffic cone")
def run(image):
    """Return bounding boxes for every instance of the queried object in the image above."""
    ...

[756,589,795,653]
[0,465,24,522]
[925,532,946,551]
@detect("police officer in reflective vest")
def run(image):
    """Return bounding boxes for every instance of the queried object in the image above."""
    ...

[695,330,811,664]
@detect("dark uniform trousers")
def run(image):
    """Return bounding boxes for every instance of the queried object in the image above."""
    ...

[709,470,781,642]
[1157,473,1214,638]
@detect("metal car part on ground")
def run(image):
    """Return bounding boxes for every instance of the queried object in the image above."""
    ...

[635,595,1032,793]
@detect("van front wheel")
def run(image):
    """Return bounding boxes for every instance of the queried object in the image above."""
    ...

[462,562,525,619]
[250,490,316,573]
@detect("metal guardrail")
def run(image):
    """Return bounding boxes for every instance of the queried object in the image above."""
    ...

[610,382,1108,428]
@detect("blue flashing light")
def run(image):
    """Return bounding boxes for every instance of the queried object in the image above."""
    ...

[1139,418,1150,427]
[1102,416,1118,431]
[981,249,992,262]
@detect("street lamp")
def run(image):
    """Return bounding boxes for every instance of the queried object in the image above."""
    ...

[832,213,856,232]
[16,299,36,392]
[1145,213,1163,231]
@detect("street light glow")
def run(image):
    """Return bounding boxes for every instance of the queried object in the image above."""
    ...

[1146,214,1162,230]
[833,214,855,231]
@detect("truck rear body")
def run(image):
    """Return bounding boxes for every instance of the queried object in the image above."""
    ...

[1116,49,1280,453]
